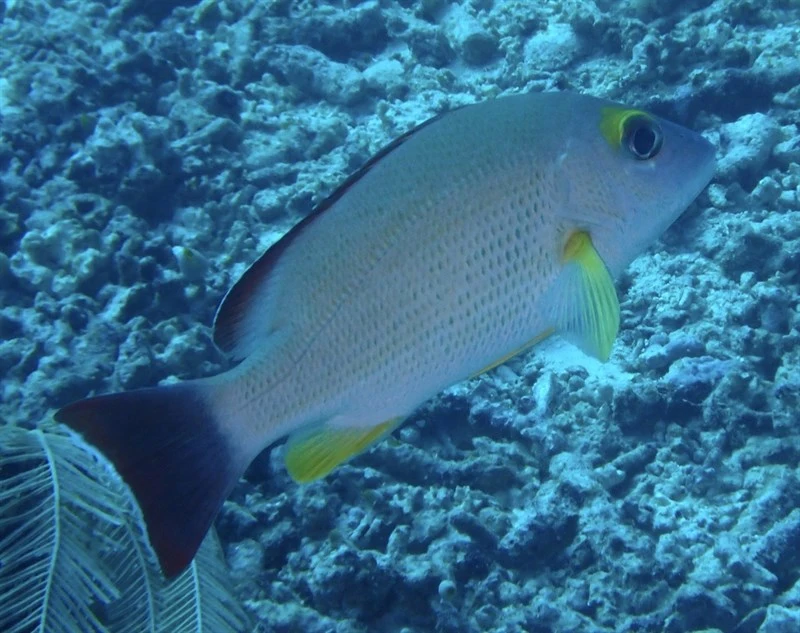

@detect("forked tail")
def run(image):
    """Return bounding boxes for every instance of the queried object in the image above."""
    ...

[55,382,246,578]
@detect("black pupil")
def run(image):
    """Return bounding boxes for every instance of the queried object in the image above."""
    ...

[630,123,658,158]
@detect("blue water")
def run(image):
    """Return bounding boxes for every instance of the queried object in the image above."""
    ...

[1,1,799,632]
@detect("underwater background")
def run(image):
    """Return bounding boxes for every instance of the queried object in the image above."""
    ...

[1,0,800,632]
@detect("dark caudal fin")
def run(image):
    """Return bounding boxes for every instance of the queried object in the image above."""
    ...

[55,382,244,578]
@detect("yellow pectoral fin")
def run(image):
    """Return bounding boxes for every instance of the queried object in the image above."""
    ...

[556,231,620,361]
[285,417,402,483]
[469,328,555,379]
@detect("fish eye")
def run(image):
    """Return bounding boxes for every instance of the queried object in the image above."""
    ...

[625,117,663,160]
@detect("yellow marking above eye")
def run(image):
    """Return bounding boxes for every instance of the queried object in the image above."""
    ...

[599,106,653,150]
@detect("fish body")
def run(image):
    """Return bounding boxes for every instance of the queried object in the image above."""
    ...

[56,92,716,576]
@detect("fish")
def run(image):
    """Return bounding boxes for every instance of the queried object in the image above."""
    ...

[55,91,716,577]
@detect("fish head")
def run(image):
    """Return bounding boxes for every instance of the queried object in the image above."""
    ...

[559,96,717,276]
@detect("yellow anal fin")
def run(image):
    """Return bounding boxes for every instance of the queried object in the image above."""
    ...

[556,231,620,361]
[285,417,402,483]
[469,328,555,379]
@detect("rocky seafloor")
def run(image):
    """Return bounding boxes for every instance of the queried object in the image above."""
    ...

[1,0,800,631]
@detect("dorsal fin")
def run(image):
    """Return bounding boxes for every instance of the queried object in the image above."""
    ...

[213,109,454,359]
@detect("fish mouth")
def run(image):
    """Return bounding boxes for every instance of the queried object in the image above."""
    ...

[690,135,717,191]
[662,118,717,199]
